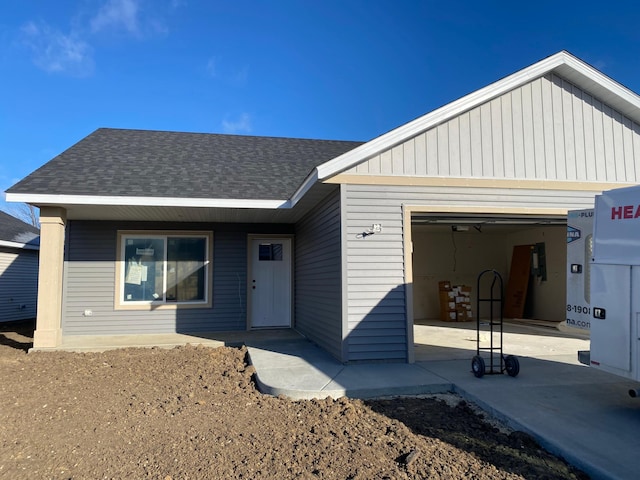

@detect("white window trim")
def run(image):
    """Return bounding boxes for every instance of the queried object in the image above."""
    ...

[115,230,213,311]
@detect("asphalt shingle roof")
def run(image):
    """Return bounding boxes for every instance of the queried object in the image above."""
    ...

[0,210,39,246]
[7,128,363,200]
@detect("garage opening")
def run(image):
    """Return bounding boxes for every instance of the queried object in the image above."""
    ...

[410,213,567,331]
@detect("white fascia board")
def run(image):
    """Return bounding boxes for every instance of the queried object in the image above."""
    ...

[0,239,39,251]
[5,193,292,209]
[289,169,319,207]
[316,51,640,180]
[556,54,640,117]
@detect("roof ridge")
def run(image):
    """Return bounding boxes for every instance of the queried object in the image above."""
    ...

[95,127,364,144]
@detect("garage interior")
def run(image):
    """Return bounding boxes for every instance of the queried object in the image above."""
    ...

[411,214,568,327]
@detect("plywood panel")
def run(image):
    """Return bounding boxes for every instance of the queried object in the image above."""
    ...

[504,245,533,319]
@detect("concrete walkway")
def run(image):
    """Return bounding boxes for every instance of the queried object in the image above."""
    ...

[246,322,640,480]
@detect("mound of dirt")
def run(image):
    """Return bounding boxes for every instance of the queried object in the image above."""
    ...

[0,321,587,479]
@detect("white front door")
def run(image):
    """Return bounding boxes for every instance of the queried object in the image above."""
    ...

[250,238,292,328]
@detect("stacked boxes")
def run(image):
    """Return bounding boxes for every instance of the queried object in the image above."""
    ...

[438,281,473,321]
[438,281,457,321]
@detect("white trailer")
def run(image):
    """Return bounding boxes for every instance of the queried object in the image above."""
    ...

[589,185,640,397]
[566,209,593,331]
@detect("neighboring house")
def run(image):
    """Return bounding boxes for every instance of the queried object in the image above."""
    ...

[0,211,39,322]
[6,51,640,362]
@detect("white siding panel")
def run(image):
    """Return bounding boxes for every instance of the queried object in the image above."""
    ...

[623,117,636,180]
[459,112,472,176]
[344,73,640,184]
[380,149,393,175]
[521,82,537,177]
[582,92,597,180]
[449,118,461,176]
[591,96,607,180]
[501,94,515,178]
[551,75,565,178]
[612,110,625,180]
[369,154,382,174]
[542,74,557,179]
[531,78,547,178]
[414,133,427,175]
[392,145,404,174]
[634,123,640,181]
[403,139,416,175]
[480,102,493,176]
[562,78,577,180]
[511,88,526,177]
[602,105,617,180]
[469,107,483,177]
[437,123,450,175]
[425,128,438,175]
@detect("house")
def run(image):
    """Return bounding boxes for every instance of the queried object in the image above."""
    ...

[7,51,640,362]
[0,211,39,322]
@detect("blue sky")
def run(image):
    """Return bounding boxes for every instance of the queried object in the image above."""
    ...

[2,0,640,219]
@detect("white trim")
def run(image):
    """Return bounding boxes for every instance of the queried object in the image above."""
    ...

[5,193,291,209]
[115,230,213,309]
[289,169,319,208]
[0,239,39,251]
[316,51,640,181]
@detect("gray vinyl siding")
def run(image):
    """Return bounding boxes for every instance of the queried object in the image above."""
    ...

[0,247,38,322]
[343,187,407,362]
[294,189,343,361]
[62,220,292,335]
[346,73,640,182]
[342,183,602,362]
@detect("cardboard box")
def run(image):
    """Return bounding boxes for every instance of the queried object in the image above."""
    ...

[441,310,457,322]
[439,290,457,321]
[438,281,473,321]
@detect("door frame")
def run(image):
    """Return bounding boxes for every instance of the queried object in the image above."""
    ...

[247,234,294,329]
[403,205,569,363]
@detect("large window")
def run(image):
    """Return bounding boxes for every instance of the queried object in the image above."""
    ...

[117,232,212,308]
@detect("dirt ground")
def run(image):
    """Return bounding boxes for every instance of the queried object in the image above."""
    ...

[0,320,588,480]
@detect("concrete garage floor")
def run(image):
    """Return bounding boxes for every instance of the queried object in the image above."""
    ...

[412,318,591,363]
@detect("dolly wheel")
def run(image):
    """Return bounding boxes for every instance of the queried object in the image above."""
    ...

[505,355,520,377]
[471,355,485,378]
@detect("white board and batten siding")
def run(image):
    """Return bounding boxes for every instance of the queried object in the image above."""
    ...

[0,247,38,322]
[340,72,640,362]
[295,189,344,361]
[345,73,640,183]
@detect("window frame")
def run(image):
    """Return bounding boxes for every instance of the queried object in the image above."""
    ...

[115,230,213,310]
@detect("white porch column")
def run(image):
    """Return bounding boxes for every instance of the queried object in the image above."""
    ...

[33,206,67,349]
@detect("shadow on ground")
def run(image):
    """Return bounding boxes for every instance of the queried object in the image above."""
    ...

[0,319,35,352]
